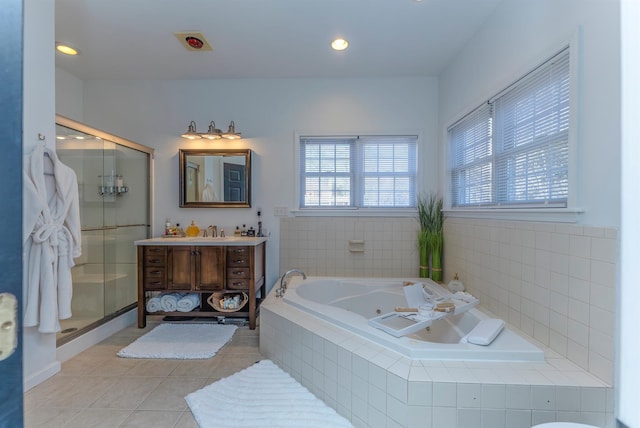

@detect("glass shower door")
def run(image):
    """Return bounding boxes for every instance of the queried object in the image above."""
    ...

[55,119,152,344]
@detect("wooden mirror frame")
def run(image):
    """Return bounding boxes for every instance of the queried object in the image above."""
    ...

[179,148,251,208]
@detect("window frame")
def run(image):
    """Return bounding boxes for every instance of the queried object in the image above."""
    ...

[294,132,422,217]
[445,37,583,223]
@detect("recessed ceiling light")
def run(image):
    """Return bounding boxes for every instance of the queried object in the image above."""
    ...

[55,43,79,56]
[331,38,349,51]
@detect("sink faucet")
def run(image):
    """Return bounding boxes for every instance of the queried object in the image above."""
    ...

[277,269,306,297]
[208,225,217,238]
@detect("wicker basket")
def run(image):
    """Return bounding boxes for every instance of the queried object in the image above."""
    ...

[207,291,249,312]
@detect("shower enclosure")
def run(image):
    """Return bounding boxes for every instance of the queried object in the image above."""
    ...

[54,116,153,345]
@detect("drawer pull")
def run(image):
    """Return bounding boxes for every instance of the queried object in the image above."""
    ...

[233,260,245,264]
[149,270,162,275]
[149,281,162,286]
[149,248,162,252]
[232,271,246,275]
[232,248,246,253]
[232,282,243,287]
[148,259,160,263]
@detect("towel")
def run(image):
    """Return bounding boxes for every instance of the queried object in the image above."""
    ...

[177,293,200,312]
[160,293,184,312]
[146,295,162,313]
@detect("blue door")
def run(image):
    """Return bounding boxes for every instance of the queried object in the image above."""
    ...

[0,0,24,426]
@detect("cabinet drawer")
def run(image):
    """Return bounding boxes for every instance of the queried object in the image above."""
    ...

[227,247,250,267]
[144,247,166,266]
[227,279,250,290]
[227,268,250,279]
[144,267,166,290]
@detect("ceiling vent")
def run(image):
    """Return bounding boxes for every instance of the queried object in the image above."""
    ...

[174,32,213,51]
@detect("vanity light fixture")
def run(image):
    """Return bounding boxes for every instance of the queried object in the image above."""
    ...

[331,38,349,51]
[201,121,223,140]
[180,121,202,139]
[180,120,242,140]
[221,121,242,140]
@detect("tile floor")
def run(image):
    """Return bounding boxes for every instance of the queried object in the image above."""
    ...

[24,320,262,428]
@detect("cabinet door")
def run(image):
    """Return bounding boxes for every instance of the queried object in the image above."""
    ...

[167,246,194,290]
[195,246,224,291]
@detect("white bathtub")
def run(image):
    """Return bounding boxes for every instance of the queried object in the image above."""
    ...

[282,276,544,362]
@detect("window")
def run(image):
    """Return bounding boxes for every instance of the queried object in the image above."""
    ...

[299,135,417,209]
[449,47,570,208]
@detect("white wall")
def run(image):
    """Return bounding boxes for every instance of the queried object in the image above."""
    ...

[55,67,83,122]
[438,0,620,228]
[437,0,620,386]
[23,0,60,390]
[76,76,439,290]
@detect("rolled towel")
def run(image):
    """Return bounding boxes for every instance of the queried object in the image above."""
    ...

[146,296,162,313]
[177,293,200,312]
[160,293,184,312]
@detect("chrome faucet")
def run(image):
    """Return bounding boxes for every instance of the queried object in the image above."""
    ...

[208,225,217,238]
[277,269,306,297]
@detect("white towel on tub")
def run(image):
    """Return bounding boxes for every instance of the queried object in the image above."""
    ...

[177,293,200,312]
[146,295,162,313]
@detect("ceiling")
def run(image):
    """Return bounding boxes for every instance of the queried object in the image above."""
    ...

[54,0,503,81]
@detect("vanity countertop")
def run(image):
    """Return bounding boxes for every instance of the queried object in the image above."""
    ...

[134,236,268,246]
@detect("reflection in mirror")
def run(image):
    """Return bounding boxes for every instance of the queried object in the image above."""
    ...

[179,149,251,208]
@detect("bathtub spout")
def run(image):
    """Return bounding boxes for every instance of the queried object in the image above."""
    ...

[278,269,307,296]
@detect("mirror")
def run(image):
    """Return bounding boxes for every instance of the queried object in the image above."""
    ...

[179,149,251,208]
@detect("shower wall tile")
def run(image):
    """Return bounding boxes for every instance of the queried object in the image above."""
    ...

[444,218,616,385]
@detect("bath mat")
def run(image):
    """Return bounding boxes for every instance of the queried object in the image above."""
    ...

[117,323,237,359]
[185,360,353,428]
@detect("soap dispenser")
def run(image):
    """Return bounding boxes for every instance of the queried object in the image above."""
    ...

[447,274,465,292]
[186,220,200,237]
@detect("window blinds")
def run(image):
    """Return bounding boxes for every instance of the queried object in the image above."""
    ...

[300,135,417,209]
[449,47,570,208]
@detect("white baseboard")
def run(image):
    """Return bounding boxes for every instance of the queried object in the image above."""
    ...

[24,360,61,392]
[56,308,137,363]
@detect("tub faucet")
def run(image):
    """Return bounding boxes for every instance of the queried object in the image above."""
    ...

[277,269,307,296]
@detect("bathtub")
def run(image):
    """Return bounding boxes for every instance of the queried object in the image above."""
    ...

[282,276,544,362]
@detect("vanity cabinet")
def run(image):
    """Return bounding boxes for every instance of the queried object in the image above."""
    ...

[136,238,266,329]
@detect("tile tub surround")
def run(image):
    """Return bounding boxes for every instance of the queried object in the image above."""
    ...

[280,216,420,278]
[261,294,614,428]
[443,218,616,385]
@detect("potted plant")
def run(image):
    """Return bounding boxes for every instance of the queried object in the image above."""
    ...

[417,193,444,282]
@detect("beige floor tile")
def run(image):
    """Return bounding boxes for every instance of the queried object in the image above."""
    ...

[169,358,221,377]
[89,376,164,409]
[137,377,206,411]
[64,408,133,428]
[40,376,116,408]
[119,410,182,428]
[175,411,200,428]
[24,322,262,426]
[23,407,79,428]
[123,359,181,377]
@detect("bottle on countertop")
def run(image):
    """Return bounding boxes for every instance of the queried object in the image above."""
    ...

[234,226,241,237]
[165,219,171,236]
[186,220,200,237]
[241,224,247,236]
[247,226,256,237]
[175,223,185,236]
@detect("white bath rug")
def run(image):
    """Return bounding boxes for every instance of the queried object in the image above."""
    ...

[117,323,237,359]
[185,359,353,428]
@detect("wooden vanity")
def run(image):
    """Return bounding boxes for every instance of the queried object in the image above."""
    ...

[135,237,267,329]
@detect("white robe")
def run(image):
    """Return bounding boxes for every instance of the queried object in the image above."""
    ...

[23,145,81,333]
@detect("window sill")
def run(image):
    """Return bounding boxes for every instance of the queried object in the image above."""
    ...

[443,207,584,223]
[291,208,417,218]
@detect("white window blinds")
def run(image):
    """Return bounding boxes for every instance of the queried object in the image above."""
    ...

[300,135,417,209]
[449,48,570,208]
